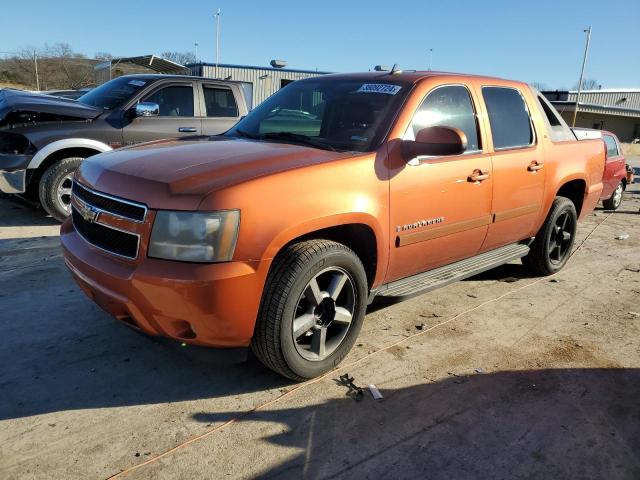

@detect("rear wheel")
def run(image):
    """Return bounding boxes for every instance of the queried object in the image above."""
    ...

[522,196,577,276]
[602,182,623,210]
[251,240,368,381]
[38,157,83,222]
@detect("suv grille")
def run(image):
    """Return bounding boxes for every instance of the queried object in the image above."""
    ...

[72,182,146,222]
[72,208,139,259]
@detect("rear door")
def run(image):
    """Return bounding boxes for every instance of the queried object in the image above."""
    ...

[602,134,625,197]
[198,82,243,135]
[122,81,201,145]
[479,86,545,251]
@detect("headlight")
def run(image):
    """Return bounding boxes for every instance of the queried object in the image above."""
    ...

[148,210,240,263]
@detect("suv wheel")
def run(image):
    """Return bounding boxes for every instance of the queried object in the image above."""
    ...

[38,157,83,222]
[252,240,368,381]
[602,182,623,211]
[522,196,577,276]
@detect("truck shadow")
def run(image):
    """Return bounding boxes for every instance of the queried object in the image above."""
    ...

[192,368,640,479]
[0,194,58,228]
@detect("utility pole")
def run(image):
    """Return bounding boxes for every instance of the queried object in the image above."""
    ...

[214,8,222,77]
[194,42,199,62]
[428,48,433,71]
[572,26,592,128]
[33,50,40,91]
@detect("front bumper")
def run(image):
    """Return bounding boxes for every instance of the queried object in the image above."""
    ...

[60,219,269,348]
[0,153,32,193]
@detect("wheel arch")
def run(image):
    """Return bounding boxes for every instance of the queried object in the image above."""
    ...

[263,214,386,290]
[555,177,587,217]
[28,138,112,171]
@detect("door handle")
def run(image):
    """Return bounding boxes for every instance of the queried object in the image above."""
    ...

[178,127,197,133]
[468,169,490,182]
[528,160,544,172]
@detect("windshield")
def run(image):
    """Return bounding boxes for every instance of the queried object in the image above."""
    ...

[226,78,410,152]
[77,77,149,110]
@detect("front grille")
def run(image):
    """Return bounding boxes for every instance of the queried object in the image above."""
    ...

[72,182,146,222]
[72,208,139,259]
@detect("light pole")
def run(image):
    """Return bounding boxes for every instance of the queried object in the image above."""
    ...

[572,26,592,128]
[428,48,433,71]
[214,8,222,77]
[194,42,199,62]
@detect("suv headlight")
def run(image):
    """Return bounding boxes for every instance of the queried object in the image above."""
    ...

[148,210,240,263]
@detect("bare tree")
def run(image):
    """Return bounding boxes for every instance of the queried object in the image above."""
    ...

[573,78,600,90]
[531,81,549,91]
[161,51,196,66]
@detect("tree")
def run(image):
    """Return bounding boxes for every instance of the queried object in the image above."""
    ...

[573,78,600,90]
[531,81,549,91]
[161,51,197,66]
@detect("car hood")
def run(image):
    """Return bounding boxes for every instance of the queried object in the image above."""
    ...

[0,89,102,126]
[76,137,352,210]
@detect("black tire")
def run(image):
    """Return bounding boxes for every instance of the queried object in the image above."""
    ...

[251,240,368,381]
[522,196,577,276]
[38,157,83,222]
[602,181,623,211]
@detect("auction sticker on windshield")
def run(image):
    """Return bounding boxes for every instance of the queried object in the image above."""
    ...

[357,84,402,95]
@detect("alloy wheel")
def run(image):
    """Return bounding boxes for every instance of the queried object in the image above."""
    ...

[56,173,74,215]
[547,210,576,265]
[612,183,623,209]
[292,267,356,361]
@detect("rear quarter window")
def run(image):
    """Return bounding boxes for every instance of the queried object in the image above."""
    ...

[603,135,619,157]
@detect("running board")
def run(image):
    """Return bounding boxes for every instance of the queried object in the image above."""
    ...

[375,243,530,301]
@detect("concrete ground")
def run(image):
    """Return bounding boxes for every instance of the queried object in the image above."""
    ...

[1,189,639,479]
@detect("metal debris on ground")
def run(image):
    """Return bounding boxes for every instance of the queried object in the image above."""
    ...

[474,367,486,374]
[336,373,365,402]
[615,234,630,240]
[368,384,384,400]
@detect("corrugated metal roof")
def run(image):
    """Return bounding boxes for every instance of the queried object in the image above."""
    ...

[543,89,640,118]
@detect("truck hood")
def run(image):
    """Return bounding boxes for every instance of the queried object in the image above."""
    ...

[77,137,352,210]
[0,89,102,126]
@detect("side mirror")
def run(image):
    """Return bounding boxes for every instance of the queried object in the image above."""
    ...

[135,102,160,117]
[401,126,467,162]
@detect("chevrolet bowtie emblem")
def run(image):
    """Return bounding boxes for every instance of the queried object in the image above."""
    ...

[77,200,100,223]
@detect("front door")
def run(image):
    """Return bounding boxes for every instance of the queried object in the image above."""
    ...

[386,84,493,282]
[479,86,545,251]
[122,82,201,145]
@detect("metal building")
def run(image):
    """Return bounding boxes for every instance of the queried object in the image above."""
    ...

[543,89,640,142]
[189,62,331,108]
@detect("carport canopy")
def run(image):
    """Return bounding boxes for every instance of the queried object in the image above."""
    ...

[94,55,190,75]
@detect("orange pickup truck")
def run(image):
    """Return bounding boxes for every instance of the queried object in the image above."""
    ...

[61,71,605,380]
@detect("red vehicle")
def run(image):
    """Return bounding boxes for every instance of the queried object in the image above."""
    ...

[600,131,627,210]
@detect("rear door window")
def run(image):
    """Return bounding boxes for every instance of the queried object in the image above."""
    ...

[407,85,481,152]
[203,86,239,117]
[603,135,619,157]
[142,85,195,117]
[482,87,534,149]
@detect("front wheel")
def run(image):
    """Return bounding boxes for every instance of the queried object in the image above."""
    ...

[38,157,83,222]
[602,182,623,211]
[522,196,577,276]
[251,240,368,381]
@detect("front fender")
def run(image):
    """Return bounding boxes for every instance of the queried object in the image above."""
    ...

[262,212,388,286]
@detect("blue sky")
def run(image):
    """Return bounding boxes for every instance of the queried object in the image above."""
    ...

[2,0,638,89]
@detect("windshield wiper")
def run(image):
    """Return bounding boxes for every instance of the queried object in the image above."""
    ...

[260,132,336,151]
